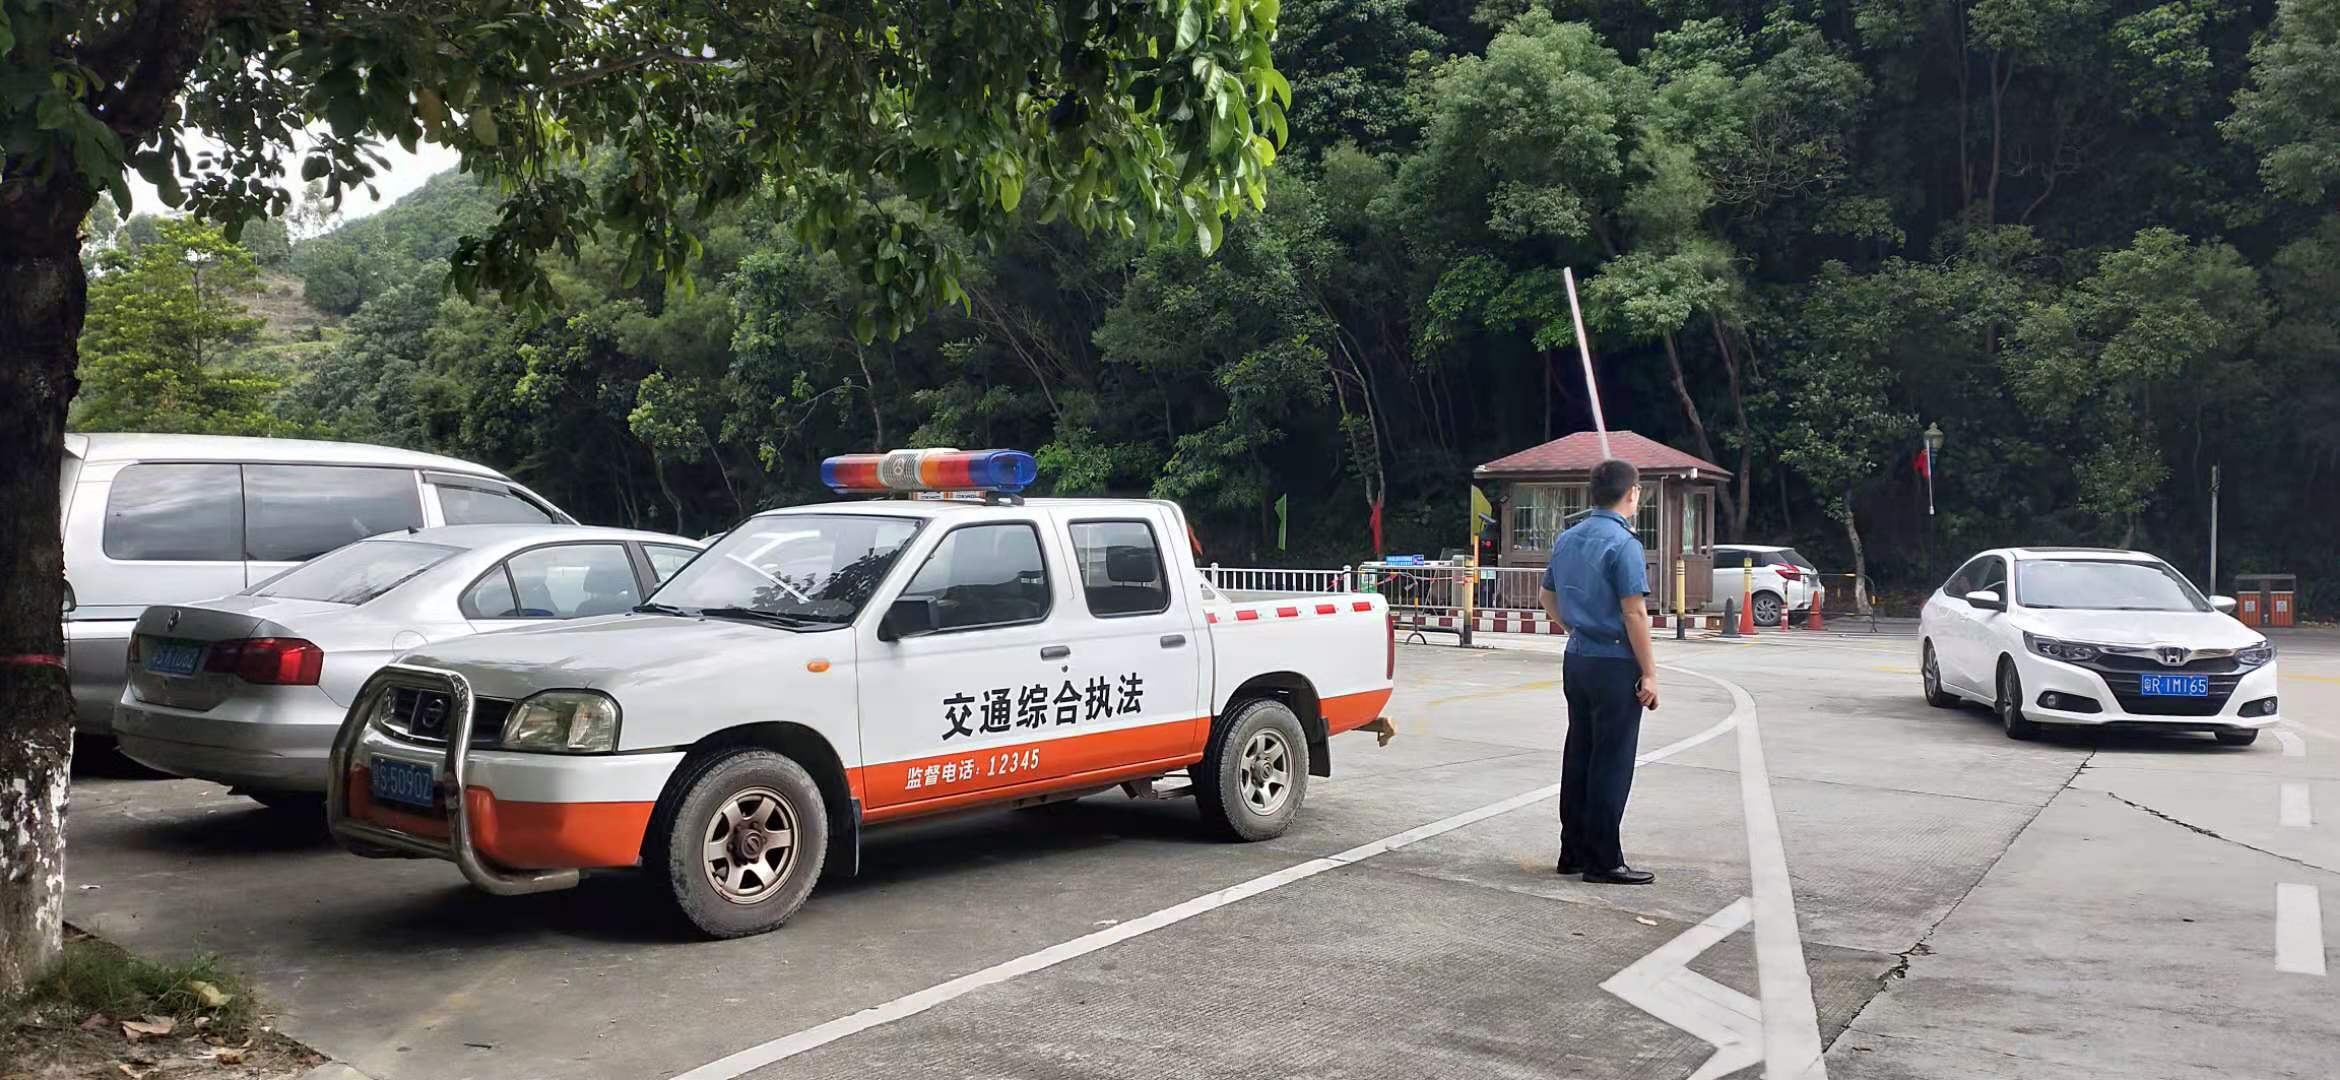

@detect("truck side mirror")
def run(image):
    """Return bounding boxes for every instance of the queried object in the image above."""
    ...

[60,581,74,615]
[878,596,940,641]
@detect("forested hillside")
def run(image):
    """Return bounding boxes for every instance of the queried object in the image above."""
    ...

[76,0,2340,607]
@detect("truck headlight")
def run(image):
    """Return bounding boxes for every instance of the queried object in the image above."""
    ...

[2237,640,2276,668]
[502,691,621,753]
[2025,634,2102,663]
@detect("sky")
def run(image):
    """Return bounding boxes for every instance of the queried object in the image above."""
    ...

[122,136,463,227]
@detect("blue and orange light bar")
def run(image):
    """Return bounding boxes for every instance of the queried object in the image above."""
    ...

[821,448,1039,495]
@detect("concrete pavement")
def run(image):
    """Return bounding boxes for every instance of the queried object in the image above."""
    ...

[59,630,2339,1079]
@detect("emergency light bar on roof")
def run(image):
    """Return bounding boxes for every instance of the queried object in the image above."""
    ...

[821,448,1039,497]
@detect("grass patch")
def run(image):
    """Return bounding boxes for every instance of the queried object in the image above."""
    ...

[4,933,257,1037]
[0,930,322,1077]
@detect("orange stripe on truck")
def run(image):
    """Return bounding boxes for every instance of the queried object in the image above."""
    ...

[862,715,1208,819]
[1322,688,1394,735]
[346,764,653,870]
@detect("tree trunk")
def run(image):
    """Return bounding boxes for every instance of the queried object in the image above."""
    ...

[1841,488,1870,616]
[1,204,91,993]
[1658,331,1737,528]
[1710,315,1754,541]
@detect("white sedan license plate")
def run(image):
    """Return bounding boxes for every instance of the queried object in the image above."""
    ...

[2138,674,2210,697]
[369,758,439,811]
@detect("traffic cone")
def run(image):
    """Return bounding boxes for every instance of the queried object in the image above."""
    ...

[1737,591,1756,636]
[1808,589,1826,631]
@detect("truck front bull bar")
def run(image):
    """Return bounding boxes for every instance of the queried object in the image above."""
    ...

[326,664,581,896]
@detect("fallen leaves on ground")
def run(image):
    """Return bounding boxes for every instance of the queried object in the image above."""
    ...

[121,1017,175,1040]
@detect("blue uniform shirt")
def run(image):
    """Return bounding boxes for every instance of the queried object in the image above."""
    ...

[1542,508,1650,660]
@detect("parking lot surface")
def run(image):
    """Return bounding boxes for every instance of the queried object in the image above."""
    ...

[65,629,2340,1080]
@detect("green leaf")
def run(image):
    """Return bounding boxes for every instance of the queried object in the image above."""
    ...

[469,108,499,146]
[1176,4,1203,51]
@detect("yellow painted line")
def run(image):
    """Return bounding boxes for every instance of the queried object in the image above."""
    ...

[2282,672,2340,684]
[1423,678,1561,708]
[1871,665,1918,675]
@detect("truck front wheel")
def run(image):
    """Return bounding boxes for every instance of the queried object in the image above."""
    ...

[1194,698,1310,841]
[652,749,829,938]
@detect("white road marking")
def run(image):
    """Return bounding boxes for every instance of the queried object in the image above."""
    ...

[671,710,1742,1080]
[1676,666,1832,1080]
[1600,898,1762,1080]
[2274,728,2305,759]
[2281,783,2313,829]
[2276,883,2327,976]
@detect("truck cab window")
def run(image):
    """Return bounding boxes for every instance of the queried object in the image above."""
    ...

[1069,520,1170,617]
[898,523,1050,631]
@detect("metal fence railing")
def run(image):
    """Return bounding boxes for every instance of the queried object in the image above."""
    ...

[1355,563,1546,615]
[1201,564,1357,598]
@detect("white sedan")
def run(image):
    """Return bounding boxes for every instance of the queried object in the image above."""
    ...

[1919,547,2280,744]
[113,524,704,807]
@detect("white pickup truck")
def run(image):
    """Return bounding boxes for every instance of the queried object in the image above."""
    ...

[329,452,1395,938]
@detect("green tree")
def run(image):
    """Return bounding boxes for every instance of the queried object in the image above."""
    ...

[2004,228,2269,538]
[2224,0,2340,205]
[71,218,283,435]
[0,0,1287,991]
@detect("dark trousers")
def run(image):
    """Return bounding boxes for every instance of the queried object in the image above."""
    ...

[1560,652,1645,871]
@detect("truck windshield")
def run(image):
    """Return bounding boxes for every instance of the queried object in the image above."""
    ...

[645,514,920,624]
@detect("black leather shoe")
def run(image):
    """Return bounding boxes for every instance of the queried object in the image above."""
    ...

[1583,866,1656,885]
[1557,857,1584,875]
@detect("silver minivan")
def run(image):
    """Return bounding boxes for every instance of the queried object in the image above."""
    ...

[61,433,574,736]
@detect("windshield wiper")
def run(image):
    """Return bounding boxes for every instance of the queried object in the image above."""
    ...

[697,606,846,631]
[632,602,695,616]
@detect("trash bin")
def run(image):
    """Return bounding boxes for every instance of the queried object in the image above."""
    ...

[2235,574,2297,628]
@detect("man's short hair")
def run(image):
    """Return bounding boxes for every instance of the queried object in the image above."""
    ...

[1589,458,1639,508]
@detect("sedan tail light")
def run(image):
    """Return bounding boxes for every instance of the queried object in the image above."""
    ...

[204,638,324,685]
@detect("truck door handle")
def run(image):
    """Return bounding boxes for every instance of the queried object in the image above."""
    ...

[1160,634,1187,648]
[1040,645,1071,660]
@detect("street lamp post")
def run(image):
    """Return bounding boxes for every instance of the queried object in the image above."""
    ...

[1922,422,1945,517]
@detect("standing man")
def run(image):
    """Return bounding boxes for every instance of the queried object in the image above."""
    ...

[1538,459,1661,885]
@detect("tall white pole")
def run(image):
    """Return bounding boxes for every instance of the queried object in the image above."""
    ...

[1561,267,1610,460]
[2209,464,2220,592]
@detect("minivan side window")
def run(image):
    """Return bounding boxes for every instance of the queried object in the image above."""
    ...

[440,483,555,525]
[1068,520,1170,617]
[103,463,243,561]
[243,465,424,562]
[897,524,1051,631]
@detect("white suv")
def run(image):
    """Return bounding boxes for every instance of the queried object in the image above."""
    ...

[1919,547,2280,743]
[1711,545,1821,627]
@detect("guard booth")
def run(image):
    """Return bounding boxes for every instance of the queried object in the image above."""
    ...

[1472,430,1730,615]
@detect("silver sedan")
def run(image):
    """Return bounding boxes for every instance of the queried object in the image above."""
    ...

[113,524,705,807]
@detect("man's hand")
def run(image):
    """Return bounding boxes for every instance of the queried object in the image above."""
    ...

[1636,674,1660,710]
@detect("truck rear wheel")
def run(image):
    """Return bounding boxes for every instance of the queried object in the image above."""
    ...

[1194,698,1309,841]
[652,749,828,938]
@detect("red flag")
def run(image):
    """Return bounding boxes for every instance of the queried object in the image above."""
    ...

[1914,448,1931,478]
[1369,496,1385,557]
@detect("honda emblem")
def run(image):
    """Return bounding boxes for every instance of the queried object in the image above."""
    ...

[2156,646,2187,667]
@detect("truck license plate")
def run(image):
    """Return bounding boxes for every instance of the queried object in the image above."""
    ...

[369,758,438,811]
[2138,674,2210,697]
[144,639,203,677]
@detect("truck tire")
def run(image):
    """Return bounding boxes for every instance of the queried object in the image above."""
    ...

[1193,698,1309,841]
[651,749,828,939]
